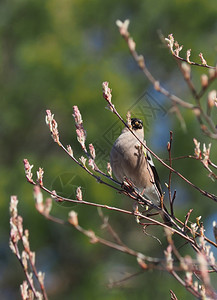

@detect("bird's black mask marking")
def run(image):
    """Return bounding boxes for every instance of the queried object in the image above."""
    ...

[131,118,143,130]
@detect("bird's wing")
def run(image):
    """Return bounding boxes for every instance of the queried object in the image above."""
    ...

[145,150,163,196]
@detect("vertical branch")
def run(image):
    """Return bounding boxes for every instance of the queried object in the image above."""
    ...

[167,131,174,216]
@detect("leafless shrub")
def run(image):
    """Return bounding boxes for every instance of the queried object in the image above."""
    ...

[10,20,217,299]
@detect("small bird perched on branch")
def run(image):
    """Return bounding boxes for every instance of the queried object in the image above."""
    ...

[110,118,171,225]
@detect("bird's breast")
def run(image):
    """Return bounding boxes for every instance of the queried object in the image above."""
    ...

[110,133,146,185]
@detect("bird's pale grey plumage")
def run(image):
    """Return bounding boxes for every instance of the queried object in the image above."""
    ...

[110,118,162,205]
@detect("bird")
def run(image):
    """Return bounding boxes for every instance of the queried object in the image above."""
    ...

[110,118,171,224]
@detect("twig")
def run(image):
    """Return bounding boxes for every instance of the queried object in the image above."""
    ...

[165,33,216,70]
[107,270,144,288]
[167,131,173,215]
[170,270,201,298]
[98,207,126,247]
[116,21,194,110]
[184,209,193,231]
[170,289,178,300]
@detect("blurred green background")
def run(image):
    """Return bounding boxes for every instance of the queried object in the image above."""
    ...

[1,0,217,299]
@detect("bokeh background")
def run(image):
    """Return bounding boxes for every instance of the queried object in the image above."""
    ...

[1,0,217,299]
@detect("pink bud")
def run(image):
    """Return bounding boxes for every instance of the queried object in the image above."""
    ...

[89,144,96,159]
[76,186,82,201]
[33,186,44,213]
[23,159,34,183]
[72,106,83,127]
[37,167,44,186]
[45,110,60,143]
[201,74,208,88]
[88,159,95,170]
[68,211,78,226]
[107,162,112,177]
[199,52,207,65]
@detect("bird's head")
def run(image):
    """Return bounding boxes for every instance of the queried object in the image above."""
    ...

[131,118,143,130]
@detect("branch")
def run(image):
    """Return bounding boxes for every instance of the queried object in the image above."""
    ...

[165,33,216,70]
[102,81,217,202]
[9,196,48,300]
[116,20,217,139]
[31,188,217,299]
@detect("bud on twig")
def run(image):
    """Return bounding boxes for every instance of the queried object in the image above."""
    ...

[10,216,20,247]
[33,186,44,213]
[23,159,34,183]
[209,67,217,79]
[76,186,82,201]
[72,105,83,126]
[68,211,78,226]
[79,156,87,167]
[193,138,202,159]
[45,110,60,144]
[154,81,160,91]
[185,271,193,286]
[137,254,148,270]
[76,128,87,151]
[165,34,174,53]
[89,144,96,160]
[17,216,24,237]
[116,19,130,38]
[20,281,28,300]
[207,90,217,109]
[73,106,87,151]
[44,198,52,216]
[186,49,192,64]
[191,223,198,238]
[37,272,45,286]
[200,74,208,88]
[137,55,145,69]
[51,190,58,200]
[87,230,98,243]
[202,143,211,167]
[88,159,95,170]
[194,280,199,292]
[35,292,43,300]
[213,221,217,243]
[181,62,191,80]
[107,162,112,177]
[193,107,201,117]
[22,251,28,271]
[199,53,207,66]
[10,195,18,218]
[22,229,30,250]
[102,82,114,112]
[196,216,202,227]
[36,168,44,186]
[174,41,183,56]
[67,145,73,156]
[128,37,136,52]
